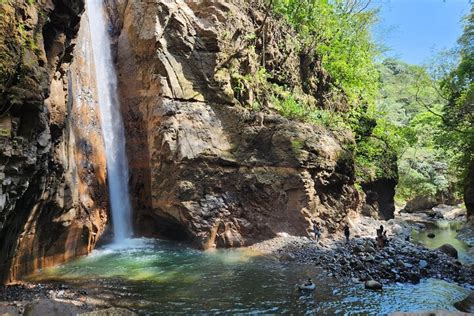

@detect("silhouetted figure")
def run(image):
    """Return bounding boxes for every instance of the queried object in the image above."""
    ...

[376,225,388,249]
[344,224,350,243]
[376,225,384,237]
[312,220,321,242]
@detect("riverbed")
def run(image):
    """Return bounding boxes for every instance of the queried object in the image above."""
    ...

[30,238,470,315]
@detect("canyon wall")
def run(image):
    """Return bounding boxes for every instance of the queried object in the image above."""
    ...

[115,0,360,248]
[0,0,108,283]
[465,159,474,219]
[0,0,365,282]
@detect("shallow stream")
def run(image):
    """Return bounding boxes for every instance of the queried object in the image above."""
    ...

[411,220,473,265]
[32,238,470,315]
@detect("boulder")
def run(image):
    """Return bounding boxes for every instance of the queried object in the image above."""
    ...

[361,203,380,219]
[364,280,383,290]
[279,253,295,262]
[406,272,420,284]
[403,195,437,213]
[437,244,458,259]
[23,299,82,316]
[418,259,428,269]
[454,292,474,313]
[364,245,376,253]
[0,304,20,315]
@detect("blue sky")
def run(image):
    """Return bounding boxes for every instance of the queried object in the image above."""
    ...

[371,0,471,65]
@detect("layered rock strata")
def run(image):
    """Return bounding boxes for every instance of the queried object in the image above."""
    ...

[115,0,360,248]
[0,0,108,283]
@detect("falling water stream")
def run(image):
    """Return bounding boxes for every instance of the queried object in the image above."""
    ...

[87,0,132,243]
[46,2,472,314]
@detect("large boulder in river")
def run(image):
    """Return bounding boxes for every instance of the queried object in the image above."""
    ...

[403,195,438,213]
[454,292,474,313]
[437,244,458,259]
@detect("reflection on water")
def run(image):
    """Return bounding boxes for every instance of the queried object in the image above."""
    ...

[412,221,472,264]
[33,239,469,315]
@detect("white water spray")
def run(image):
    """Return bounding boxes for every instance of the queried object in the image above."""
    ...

[86,0,133,243]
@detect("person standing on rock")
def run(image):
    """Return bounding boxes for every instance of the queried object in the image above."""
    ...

[344,224,350,243]
[376,225,385,249]
[312,220,321,242]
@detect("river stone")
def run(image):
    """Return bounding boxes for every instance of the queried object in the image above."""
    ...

[419,259,428,269]
[437,244,458,259]
[406,272,420,284]
[454,292,474,313]
[0,304,20,315]
[364,245,376,253]
[23,299,81,316]
[403,262,413,269]
[352,245,363,253]
[279,253,295,262]
[365,255,375,262]
[364,280,383,290]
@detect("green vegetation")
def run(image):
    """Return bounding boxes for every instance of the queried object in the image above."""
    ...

[0,0,41,118]
[437,5,474,191]
[264,1,472,202]
[290,139,304,155]
[374,59,452,200]
[271,0,380,106]
[267,0,400,183]
[369,3,473,201]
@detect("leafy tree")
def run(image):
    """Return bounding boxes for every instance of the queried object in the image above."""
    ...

[437,4,474,188]
[271,0,380,107]
[374,59,455,201]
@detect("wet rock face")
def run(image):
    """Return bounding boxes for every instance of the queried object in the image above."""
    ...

[362,179,397,220]
[455,292,474,313]
[437,244,458,259]
[0,0,108,283]
[115,0,359,248]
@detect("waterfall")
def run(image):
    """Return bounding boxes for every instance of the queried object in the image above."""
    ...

[86,0,133,243]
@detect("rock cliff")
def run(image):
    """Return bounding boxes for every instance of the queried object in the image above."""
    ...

[0,0,364,282]
[115,0,360,248]
[465,159,474,219]
[0,0,108,283]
